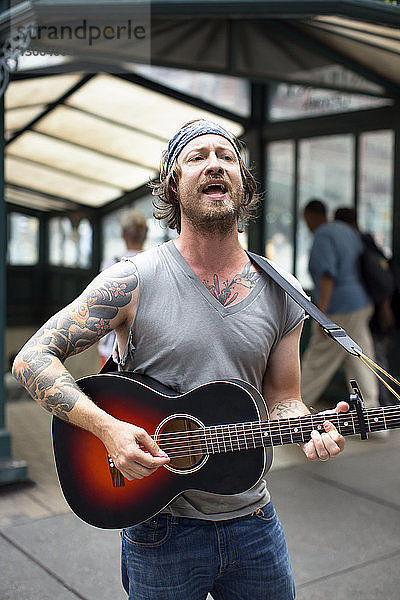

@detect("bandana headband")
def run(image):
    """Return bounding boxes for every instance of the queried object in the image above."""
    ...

[165,120,242,176]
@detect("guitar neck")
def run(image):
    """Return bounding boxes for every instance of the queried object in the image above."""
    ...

[186,406,400,455]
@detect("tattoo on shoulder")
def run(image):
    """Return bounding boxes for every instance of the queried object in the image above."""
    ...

[39,261,137,358]
[203,261,260,306]
[13,262,139,420]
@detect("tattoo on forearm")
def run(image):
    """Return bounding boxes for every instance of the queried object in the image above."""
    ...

[38,372,82,419]
[203,261,260,306]
[13,262,138,421]
[270,401,309,420]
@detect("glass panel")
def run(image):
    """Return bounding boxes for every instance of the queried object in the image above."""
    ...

[7,212,39,265]
[315,16,400,39]
[102,208,127,266]
[35,105,165,170]
[358,130,394,257]
[269,83,392,121]
[66,74,243,140]
[6,156,122,206]
[8,131,156,189]
[313,16,400,51]
[133,65,250,117]
[49,218,62,265]
[297,135,354,288]
[5,106,46,139]
[49,216,92,268]
[77,219,93,268]
[5,73,82,109]
[265,141,295,273]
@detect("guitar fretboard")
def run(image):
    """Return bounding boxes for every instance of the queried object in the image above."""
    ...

[158,406,400,457]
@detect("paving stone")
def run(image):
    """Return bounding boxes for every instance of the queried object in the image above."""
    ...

[2,512,125,600]
[298,434,400,509]
[0,535,80,600]
[267,467,400,586]
[296,551,400,600]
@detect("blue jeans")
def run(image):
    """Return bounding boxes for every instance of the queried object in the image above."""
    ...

[121,501,295,600]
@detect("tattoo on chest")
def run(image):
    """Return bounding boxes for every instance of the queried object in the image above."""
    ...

[203,262,260,306]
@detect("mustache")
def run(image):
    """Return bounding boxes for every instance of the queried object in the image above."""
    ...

[197,176,232,193]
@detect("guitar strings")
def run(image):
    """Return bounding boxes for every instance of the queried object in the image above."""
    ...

[152,417,340,447]
[155,416,400,459]
[151,406,399,446]
[153,411,346,440]
[154,409,398,441]
[359,351,400,387]
[154,423,400,459]
[147,409,400,458]
[358,353,400,401]
[158,418,400,459]
[152,411,399,450]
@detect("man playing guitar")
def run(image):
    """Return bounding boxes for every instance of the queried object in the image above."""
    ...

[13,119,348,600]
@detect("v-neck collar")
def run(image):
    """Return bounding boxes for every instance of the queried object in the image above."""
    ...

[165,240,266,316]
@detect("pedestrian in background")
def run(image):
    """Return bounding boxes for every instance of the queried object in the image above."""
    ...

[335,206,396,406]
[98,210,147,366]
[301,199,379,409]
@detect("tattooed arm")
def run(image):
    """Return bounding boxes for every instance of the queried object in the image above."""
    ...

[263,324,347,461]
[12,260,169,480]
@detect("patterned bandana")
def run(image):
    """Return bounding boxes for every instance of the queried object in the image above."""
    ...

[165,120,242,175]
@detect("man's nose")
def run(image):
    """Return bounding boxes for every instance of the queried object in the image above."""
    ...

[204,153,224,174]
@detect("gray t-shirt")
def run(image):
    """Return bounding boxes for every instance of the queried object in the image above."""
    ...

[114,240,305,520]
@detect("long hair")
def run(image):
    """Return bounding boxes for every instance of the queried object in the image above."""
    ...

[150,121,259,233]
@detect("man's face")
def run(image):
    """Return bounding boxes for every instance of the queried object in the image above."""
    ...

[176,134,244,235]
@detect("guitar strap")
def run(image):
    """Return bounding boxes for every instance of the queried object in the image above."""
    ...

[246,251,362,357]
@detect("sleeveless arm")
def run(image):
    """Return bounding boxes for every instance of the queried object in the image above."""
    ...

[12,260,169,479]
[12,259,139,421]
[263,323,347,461]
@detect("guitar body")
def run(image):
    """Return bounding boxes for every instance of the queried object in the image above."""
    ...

[52,373,271,529]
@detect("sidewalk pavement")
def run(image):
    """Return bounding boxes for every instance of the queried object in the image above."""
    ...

[1,397,400,600]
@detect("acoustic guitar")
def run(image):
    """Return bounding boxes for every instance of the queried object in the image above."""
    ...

[52,372,399,529]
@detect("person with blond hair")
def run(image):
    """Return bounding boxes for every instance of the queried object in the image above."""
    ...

[98,209,147,366]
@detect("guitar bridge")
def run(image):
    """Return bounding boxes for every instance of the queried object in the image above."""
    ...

[107,453,125,487]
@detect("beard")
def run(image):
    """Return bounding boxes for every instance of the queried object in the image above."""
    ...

[179,182,243,236]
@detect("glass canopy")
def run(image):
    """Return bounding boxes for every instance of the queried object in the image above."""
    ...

[5,71,244,210]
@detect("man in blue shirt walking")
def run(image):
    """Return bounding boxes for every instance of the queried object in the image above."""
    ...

[301,199,378,409]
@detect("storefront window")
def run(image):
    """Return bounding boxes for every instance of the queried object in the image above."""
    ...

[269,84,391,121]
[49,216,92,268]
[297,135,354,288]
[358,130,394,257]
[264,140,295,273]
[7,212,39,265]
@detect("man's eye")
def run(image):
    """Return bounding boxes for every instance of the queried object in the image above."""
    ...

[191,155,203,161]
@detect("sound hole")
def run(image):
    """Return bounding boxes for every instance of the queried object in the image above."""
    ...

[157,415,206,473]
